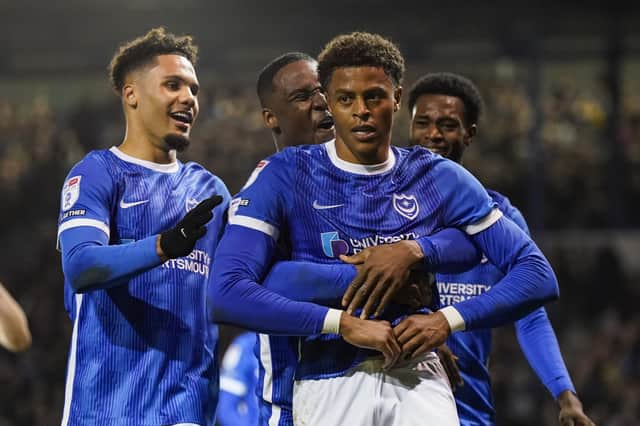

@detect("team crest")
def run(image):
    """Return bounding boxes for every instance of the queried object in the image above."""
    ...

[185,197,199,212]
[61,176,82,211]
[392,193,419,220]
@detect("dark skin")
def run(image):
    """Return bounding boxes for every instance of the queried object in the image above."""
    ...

[327,66,431,318]
[326,66,452,361]
[409,93,594,425]
[262,59,334,150]
[260,60,405,367]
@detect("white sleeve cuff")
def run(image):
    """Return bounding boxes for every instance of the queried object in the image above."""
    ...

[439,306,466,332]
[464,208,503,235]
[321,308,343,334]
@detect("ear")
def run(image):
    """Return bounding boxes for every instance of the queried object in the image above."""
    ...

[123,84,137,108]
[393,86,402,112]
[465,124,477,147]
[262,108,281,134]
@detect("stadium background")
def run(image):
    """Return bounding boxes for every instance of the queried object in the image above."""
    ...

[0,0,638,424]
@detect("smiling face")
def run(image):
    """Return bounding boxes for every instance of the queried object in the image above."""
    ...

[409,93,475,163]
[263,59,334,148]
[326,66,401,164]
[124,54,200,152]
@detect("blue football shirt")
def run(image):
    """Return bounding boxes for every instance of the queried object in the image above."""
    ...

[226,140,500,425]
[57,147,230,426]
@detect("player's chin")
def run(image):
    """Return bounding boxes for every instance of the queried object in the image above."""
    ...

[313,127,336,144]
[163,133,191,152]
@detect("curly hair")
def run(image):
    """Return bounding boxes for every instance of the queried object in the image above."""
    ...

[108,27,198,95]
[317,32,405,89]
[408,72,484,126]
[256,52,316,107]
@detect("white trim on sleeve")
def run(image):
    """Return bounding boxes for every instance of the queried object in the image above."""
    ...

[57,219,110,251]
[464,208,503,235]
[322,308,343,334]
[439,306,466,332]
[228,215,279,240]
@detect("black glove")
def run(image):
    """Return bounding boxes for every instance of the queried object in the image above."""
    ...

[160,195,223,259]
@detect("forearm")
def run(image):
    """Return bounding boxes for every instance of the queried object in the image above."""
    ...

[416,227,482,273]
[208,226,339,336]
[61,228,162,292]
[516,307,575,398]
[449,217,559,331]
[0,284,31,352]
[262,261,356,304]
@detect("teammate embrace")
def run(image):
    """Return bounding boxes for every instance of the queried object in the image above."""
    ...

[57,28,593,426]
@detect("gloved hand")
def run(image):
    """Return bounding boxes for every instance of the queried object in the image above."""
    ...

[160,195,223,259]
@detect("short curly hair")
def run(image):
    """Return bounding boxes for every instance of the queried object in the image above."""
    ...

[408,72,484,126]
[108,27,198,95]
[256,52,315,107]
[317,32,405,89]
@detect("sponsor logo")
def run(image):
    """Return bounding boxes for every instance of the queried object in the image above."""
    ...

[119,199,149,209]
[161,249,211,278]
[437,281,492,306]
[321,231,418,257]
[312,200,344,210]
[242,160,269,190]
[321,232,349,258]
[61,209,86,220]
[393,193,419,220]
[61,176,82,211]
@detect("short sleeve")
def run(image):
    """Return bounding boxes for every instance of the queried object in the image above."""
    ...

[227,153,293,241]
[433,158,501,235]
[57,153,114,246]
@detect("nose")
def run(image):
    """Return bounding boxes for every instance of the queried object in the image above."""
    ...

[352,97,370,120]
[179,86,197,109]
[311,90,328,110]
[425,123,442,140]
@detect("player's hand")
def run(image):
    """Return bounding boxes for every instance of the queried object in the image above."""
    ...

[159,195,223,259]
[340,240,424,319]
[391,271,433,310]
[436,344,463,389]
[393,311,451,359]
[339,312,401,369]
[557,391,595,426]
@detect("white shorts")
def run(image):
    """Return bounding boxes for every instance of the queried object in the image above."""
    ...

[292,352,459,426]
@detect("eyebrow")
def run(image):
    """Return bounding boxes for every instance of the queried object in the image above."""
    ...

[164,75,199,87]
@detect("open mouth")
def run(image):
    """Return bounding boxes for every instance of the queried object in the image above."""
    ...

[351,124,376,140]
[317,116,334,131]
[169,111,194,125]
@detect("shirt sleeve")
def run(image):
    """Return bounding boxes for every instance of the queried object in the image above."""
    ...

[515,307,575,399]
[57,153,114,248]
[495,193,574,399]
[208,155,339,335]
[449,216,559,331]
[434,161,559,331]
[432,159,500,234]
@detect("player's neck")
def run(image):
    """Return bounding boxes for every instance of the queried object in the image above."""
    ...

[334,137,389,165]
[119,136,176,165]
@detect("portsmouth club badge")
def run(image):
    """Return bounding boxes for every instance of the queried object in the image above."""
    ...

[185,197,199,212]
[61,176,81,211]
[392,193,419,220]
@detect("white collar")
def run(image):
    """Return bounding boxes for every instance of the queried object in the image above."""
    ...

[324,139,395,175]
[109,146,179,173]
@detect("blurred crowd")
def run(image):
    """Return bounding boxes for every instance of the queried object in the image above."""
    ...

[0,68,638,425]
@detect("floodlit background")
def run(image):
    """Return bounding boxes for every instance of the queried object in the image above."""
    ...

[0,1,638,424]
